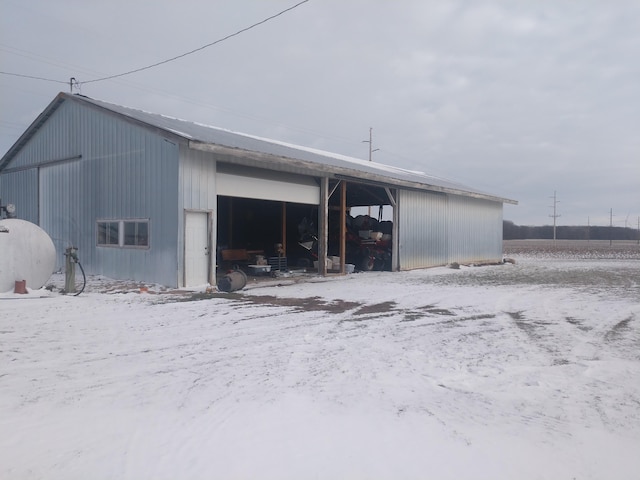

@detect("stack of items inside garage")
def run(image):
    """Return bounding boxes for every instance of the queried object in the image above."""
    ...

[340,214,393,272]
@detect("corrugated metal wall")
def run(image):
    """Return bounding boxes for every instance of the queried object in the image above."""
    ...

[397,189,503,269]
[447,195,503,264]
[2,95,506,285]
[398,189,448,268]
[178,146,217,285]
[180,147,217,211]
[0,169,38,223]
[4,100,181,286]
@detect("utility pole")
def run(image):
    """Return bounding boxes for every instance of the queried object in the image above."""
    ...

[362,127,379,162]
[549,191,560,241]
[637,216,639,245]
[587,216,590,243]
[362,127,380,217]
[609,208,614,246]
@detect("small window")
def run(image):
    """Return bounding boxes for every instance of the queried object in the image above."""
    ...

[124,221,149,247]
[97,221,120,246]
[97,219,150,248]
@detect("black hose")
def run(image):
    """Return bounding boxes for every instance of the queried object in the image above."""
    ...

[74,260,86,296]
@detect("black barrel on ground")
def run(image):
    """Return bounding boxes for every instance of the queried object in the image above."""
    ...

[217,269,247,292]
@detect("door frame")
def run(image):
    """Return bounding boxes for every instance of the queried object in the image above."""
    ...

[183,209,213,287]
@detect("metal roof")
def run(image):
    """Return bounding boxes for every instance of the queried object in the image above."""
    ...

[1,92,517,204]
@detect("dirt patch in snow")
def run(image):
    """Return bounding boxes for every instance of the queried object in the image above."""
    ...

[179,291,363,314]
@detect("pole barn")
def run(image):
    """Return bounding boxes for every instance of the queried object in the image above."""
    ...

[0,93,517,288]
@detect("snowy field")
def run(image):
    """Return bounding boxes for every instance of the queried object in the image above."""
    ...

[1,241,639,480]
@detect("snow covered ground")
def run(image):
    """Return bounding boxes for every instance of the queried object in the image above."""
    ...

[1,242,639,479]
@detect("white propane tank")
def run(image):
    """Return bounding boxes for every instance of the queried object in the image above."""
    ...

[0,218,56,292]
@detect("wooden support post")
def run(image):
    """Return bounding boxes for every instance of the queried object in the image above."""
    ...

[390,189,399,272]
[318,177,329,276]
[228,197,233,247]
[281,202,287,255]
[340,180,347,274]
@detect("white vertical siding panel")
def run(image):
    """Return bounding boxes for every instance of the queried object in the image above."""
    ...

[447,195,503,264]
[179,146,216,211]
[398,189,448,269]
[177,146,217,286]
[398,190,503,269]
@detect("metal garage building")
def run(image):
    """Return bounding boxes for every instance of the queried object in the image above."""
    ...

[0,92,516,288]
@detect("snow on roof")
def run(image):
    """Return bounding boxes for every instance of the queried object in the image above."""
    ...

[5,93,516,204]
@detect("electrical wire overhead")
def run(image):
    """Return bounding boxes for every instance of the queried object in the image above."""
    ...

[82,0,310,85]
[0,71,67,85]
[0,0,309,87]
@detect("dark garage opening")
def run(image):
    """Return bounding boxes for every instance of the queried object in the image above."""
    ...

[327,180,395,272]
[216,180,395,277]
[216,196,319,272]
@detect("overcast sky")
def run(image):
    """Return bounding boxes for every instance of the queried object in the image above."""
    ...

[1,0,638,227]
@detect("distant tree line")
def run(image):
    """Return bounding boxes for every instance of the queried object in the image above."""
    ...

[503,221,640,241]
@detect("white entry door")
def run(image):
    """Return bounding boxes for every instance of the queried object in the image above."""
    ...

[184,211,210,286]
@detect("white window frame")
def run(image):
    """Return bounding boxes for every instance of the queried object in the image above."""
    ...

[97,218,150,249]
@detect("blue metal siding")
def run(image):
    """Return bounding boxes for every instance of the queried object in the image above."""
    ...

[2,93,511,285]
[39,160,84,269]
[0,169,38,223]
[31,101,181,286]
[5,112,80,171]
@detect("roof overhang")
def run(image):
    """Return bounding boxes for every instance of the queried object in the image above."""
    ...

[1,92,517,206]
[188,140,517,205]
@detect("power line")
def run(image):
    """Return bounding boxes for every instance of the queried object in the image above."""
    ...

[549,190,560,241]
[82,0,310,84]
[0,67,371,159]
[1,43,84,74]
[0,0,309,87]
[0,43,113,83]
[0,0,421,166]
[0,71,67,84]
